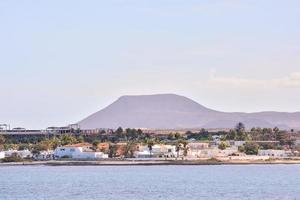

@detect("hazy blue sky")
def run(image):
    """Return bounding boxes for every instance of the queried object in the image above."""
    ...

[0,0,300,129]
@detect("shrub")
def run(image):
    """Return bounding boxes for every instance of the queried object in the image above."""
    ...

[244,143,259,155]
[218,142,227,150]
[2,153,24,163]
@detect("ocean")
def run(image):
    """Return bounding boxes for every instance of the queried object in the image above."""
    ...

[0,165,299,200]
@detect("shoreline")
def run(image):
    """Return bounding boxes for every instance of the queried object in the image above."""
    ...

[1,159,300,167]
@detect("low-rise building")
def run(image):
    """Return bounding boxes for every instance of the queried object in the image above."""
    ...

[0,151,5,159]
[4,149,32,158]
[258,149,287,158]
[187,142,210,158]
[195,148,219,158]
[33,150,54,160]
[54,143,108,159]
[188,146,240,159]
[135,144,176,158]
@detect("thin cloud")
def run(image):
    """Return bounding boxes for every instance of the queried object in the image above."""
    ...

[203,71,300,89]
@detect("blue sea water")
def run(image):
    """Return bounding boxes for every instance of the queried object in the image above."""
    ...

[0,165,299,200]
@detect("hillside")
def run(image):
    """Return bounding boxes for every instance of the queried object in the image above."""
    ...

[78,94,300,129]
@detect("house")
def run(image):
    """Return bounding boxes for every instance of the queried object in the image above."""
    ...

[54,143,108,159]
[4,149,32,158]
[134,144,177,158]
[258,149,287,158]
[0,151,5,159]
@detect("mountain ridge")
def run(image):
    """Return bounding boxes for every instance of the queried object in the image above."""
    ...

[78,94,300,130]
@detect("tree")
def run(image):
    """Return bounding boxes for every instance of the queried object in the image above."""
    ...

[181,140,189,157]
[174,132,181,140]
[273,127,280,134]
[275,131,287,145]
[18,144,30,151]
[124,141,136,158]
[238,145,245,152]
[108,143,117,158]
[199,128,208,135]
[175,142,181,158]
[34,140,52,151]
[236,122,245,132]
[226,129,237,140]
[137,129,143,136]
[177,139,188,157]
[60,134,77,145]
[50,137,61,149]
[167,133,174,140]
[235,122,247,140]
[0,135,5,145]
[147,140,154,158]
[244,143,259,155]
[77,135,84,143]
[92,140,100,150]
[218,142,227,150]
[2,153,23,163]
[116,127,124,139]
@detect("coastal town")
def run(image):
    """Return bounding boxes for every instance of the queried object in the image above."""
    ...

[1,123,300,165]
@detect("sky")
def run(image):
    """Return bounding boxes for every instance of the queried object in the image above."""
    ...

[0,0,300,129]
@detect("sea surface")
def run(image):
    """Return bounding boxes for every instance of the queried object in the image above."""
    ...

[0,165,300,200]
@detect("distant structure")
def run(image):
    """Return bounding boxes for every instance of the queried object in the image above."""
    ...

[0,124,81,136]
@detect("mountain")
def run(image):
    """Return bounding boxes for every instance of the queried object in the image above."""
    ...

[78,94,300,130]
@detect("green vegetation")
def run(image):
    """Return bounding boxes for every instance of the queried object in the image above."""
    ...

[0,123,298,159]
[2,153,24,163]
[92,140,100,150]
[147,140,154,158]
[218,142,227,150]
[243,143,259,155]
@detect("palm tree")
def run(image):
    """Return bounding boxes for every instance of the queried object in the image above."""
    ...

[181,140,189,157]
[175,142,181,159]
[147,140,154,158]
[108,143,117,158]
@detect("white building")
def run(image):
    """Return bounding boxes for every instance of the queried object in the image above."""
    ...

[187,146,240,159]
[258,149,287,158]
[0,151,5,159]
[187,142,210,158]
[33,150,54,160]
[135,144,177,158]
[195,149,219,158]
[54,143,108,159]
[4,149,32,158]
[233,141,246,147]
